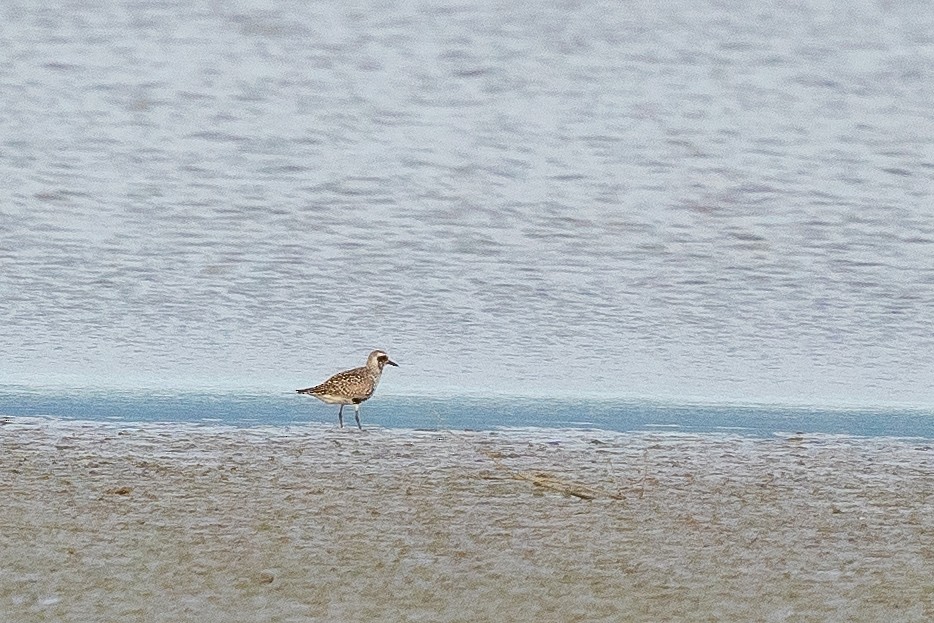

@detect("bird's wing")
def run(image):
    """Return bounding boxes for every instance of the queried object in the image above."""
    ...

[310,366,374,399]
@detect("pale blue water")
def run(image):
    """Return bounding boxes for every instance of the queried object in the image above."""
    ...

[2,389,933,439]
[2,1,934,426]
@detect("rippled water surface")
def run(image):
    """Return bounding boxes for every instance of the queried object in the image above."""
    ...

[3,0,934,408]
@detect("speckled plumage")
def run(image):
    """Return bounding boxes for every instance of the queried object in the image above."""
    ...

[296,350,398,429]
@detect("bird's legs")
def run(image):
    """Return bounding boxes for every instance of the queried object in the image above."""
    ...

[354,404,362,430]
[337,404,344,428]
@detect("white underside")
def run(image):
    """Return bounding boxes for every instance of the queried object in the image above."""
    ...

[313,394,360,406]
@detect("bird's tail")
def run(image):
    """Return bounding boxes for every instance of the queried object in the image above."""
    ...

[296,387,316,394]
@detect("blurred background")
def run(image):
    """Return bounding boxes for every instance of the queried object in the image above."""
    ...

[2,1,933,407]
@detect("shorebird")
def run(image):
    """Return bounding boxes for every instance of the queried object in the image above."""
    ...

[296,350,398,429]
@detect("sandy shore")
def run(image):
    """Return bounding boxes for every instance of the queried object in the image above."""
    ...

[1,417,932,622]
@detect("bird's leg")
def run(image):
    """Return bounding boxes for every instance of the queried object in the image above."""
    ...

[338,404,344,428]
[354,404,362,430]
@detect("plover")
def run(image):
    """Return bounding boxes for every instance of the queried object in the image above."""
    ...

[296,350,398,429]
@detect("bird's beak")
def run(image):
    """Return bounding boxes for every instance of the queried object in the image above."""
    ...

[387,359,399,367]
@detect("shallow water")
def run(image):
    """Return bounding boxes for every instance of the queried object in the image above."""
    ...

[2,388,933,438]
[2,1,934,407]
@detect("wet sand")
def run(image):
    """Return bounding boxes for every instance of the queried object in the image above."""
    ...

[2,417,932,622]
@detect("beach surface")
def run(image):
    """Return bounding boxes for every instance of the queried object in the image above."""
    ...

[1,417,932,622]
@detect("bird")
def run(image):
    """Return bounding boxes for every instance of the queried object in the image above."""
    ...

[296,350,398,429]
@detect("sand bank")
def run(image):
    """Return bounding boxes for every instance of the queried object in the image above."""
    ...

[1,418,931,622]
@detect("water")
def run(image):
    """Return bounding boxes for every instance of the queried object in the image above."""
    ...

[2,389,933,439]
[2,1,934,412]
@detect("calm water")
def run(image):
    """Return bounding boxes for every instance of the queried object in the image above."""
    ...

[3,389,934,439]
[2,1,934,413]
